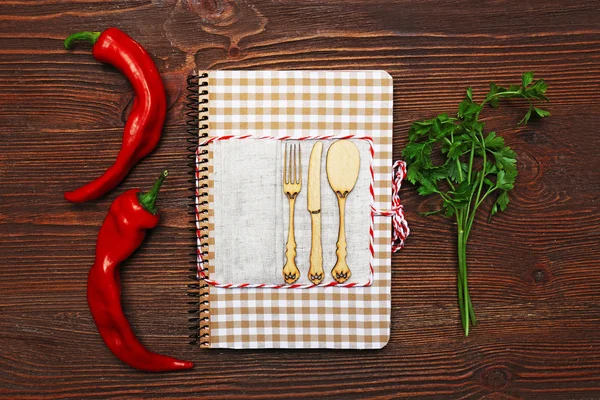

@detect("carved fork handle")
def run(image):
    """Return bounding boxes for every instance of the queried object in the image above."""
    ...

[283,197,300,284]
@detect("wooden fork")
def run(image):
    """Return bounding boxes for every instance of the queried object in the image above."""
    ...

[282,142,301,284]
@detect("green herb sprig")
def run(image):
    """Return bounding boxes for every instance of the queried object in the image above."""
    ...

[402,72,549,335]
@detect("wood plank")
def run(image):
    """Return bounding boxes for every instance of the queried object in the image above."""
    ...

[1,0,600,398]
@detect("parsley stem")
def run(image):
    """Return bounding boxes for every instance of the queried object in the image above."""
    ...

[458,211,477,336]
[464,136,480,225]
[457,208,478,335]
[471,132,488,216]
[481,90,522,109]
[457,265,465,330]
[456,210,467,333]
[456,159,464,182]
[467,141,475,183]
[477,188,495,209]
[437,191,454,205]
[465,187,494,238]
[464,132,490,240]
[458,214,471,335]
[461,219,477,327]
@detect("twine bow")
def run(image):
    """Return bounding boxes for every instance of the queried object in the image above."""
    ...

[371,160,410,253]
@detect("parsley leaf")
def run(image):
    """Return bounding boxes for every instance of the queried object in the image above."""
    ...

[522,71,534,87]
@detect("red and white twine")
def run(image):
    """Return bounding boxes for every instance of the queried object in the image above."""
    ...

[195,135,409,289]
[371,160,410,253]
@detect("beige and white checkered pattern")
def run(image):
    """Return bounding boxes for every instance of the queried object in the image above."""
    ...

[199,70,393,349]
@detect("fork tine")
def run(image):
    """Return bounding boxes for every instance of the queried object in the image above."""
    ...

[298,143,301,184]
[293,143,298,184]
[288,142,293,184]
[294,143,298,184]
[283,143,287,184]
[293,143,297,184]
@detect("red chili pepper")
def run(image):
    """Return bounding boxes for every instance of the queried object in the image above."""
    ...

[63,28,166,202]
[88,170,193,372]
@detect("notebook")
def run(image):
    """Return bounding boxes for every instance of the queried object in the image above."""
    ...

[186,70,409,349]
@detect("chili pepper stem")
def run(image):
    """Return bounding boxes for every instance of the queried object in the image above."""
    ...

[64,31,101,50]
[138,170,168,214]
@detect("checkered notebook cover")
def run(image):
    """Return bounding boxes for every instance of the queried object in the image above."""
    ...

[187,71,395,349]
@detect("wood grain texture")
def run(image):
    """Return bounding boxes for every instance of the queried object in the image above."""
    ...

[1,0,600,398]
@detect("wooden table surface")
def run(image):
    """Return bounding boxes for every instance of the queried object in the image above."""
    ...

[2,1,600,398]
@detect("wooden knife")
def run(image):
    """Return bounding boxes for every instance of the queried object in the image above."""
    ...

[307,142,324,284]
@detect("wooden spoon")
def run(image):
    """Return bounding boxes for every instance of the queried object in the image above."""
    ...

[326,140,360,283]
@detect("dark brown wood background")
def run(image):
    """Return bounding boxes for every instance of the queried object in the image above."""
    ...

[1,0,600,398]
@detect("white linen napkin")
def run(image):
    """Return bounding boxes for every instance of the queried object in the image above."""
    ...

[212,138,372,285]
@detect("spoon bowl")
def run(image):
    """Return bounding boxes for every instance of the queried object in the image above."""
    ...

[326,140,360,198]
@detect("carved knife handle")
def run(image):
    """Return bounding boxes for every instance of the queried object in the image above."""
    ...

[308,211,323,284]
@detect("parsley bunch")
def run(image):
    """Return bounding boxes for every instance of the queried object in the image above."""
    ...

[402,72,549,335]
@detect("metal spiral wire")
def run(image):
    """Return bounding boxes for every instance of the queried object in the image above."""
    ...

[186,73,210,347]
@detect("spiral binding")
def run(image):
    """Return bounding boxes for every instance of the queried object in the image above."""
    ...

[186,72,210,347]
